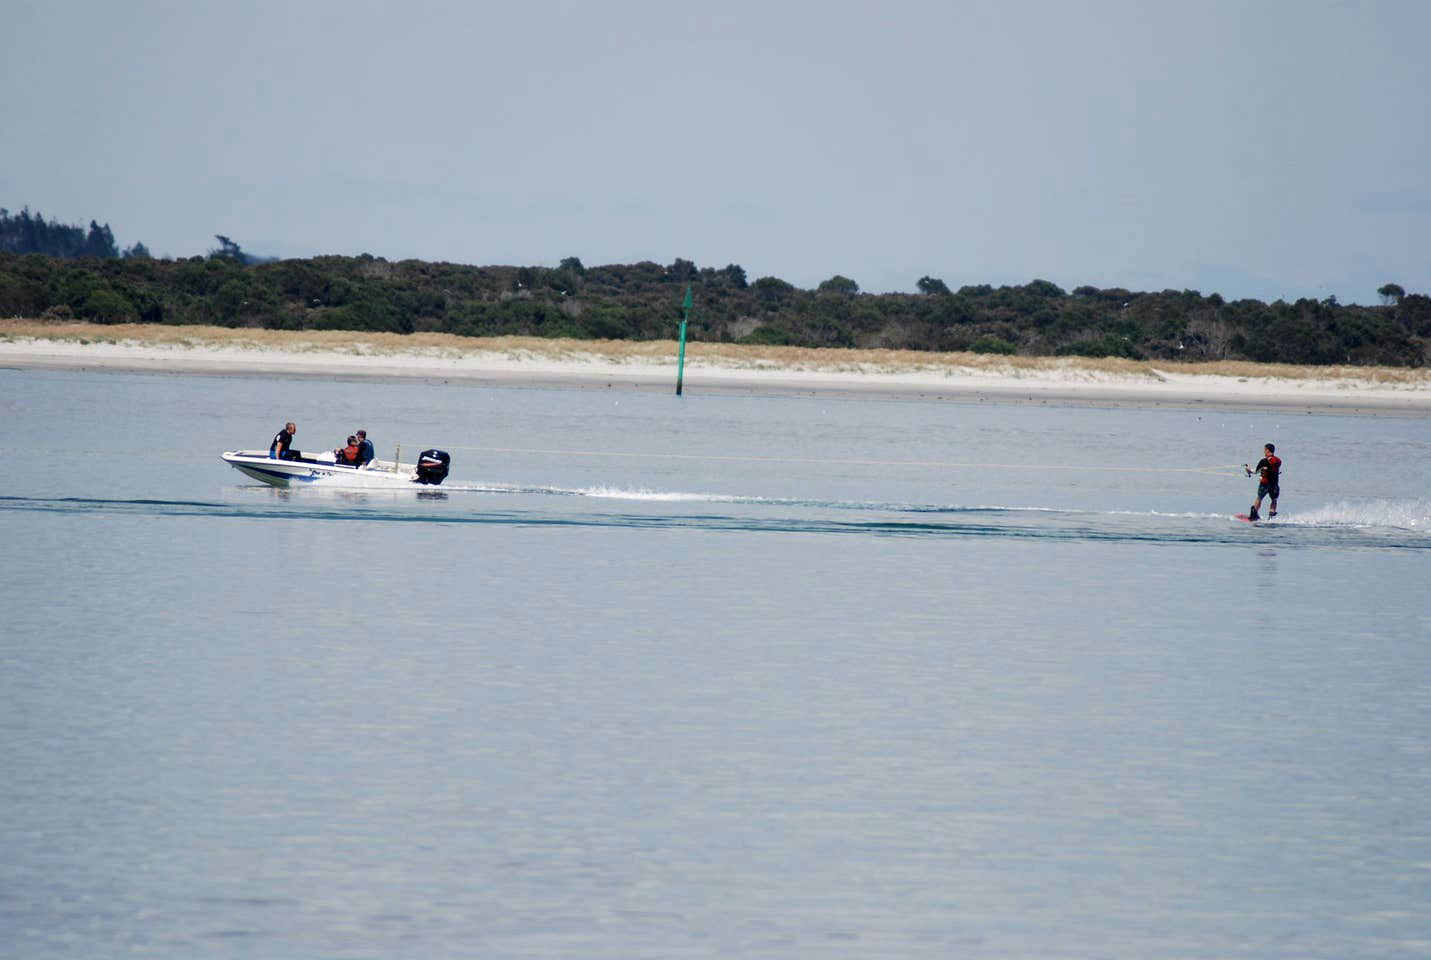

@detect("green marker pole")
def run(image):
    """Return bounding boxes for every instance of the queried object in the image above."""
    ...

[675,284,691,396]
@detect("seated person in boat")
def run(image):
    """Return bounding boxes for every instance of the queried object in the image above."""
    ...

[355,429,375,466]
[335,435,361,466]
[270,422,299,460]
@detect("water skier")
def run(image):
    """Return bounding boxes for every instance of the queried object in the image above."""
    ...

[1243,443,1281,521]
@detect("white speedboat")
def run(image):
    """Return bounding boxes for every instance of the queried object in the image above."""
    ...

[222,448,451,488]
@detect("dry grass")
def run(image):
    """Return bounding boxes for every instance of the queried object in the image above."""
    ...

[3,318,1428,385]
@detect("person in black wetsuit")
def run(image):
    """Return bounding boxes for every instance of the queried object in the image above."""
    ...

[1244,443,1282,520]
[270,422,298,460]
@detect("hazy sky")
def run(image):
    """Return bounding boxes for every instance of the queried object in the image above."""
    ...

[5,0,1428,302]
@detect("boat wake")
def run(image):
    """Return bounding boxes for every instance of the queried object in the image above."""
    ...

[5,488,1427,550]
[1268,499,1430,531]
[440,482,755,503]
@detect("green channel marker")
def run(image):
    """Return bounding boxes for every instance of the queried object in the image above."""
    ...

[676,284,691,396]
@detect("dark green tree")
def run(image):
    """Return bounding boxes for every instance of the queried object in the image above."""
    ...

[1025,279,1066,298]
[210,235,246,262]
[753,276,795,302]
[80,288,136,322]
[83,221,118,258]
[1378,282,1405,305]
[818,275,859,296]
[665,258,698,282]
[0,208,122,258]
[917,276,951,295]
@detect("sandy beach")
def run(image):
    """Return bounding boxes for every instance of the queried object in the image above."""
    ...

[3,320,1428,414]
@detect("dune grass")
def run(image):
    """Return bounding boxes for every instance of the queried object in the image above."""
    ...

[2,318,1427,385]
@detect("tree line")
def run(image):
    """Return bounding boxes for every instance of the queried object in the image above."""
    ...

[1,247,1426,366]
[0,208,150,260]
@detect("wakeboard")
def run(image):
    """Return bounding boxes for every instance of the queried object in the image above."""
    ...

[1234,513,1257,523]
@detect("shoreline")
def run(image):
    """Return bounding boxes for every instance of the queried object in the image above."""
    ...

[3,321,1429,415]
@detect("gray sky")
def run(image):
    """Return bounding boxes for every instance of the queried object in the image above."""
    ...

[5,0,1428,303]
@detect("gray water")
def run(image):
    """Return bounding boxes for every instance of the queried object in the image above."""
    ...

[2,367,1429,959]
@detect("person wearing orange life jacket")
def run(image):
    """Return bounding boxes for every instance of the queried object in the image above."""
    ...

[334,435,361,466]
[1244,443,1282,521]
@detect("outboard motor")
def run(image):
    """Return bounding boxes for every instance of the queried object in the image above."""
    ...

[415,449,451,485]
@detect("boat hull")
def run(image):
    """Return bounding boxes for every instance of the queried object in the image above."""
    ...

[221,451,424,488]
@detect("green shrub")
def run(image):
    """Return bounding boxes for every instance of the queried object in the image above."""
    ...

[971,336,1016,355]
[741,324,793,346]
[80,288,137,323]
[1056,335,1142,359]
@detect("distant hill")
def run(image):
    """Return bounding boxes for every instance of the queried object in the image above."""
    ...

[0,249,1426,366]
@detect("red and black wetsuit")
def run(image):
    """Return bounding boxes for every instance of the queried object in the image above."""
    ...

[1255,455,1281,497]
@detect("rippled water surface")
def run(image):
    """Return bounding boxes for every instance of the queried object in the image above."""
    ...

[2,368,1429,959]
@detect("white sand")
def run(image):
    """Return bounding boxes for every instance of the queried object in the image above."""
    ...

[2,332,1428,414]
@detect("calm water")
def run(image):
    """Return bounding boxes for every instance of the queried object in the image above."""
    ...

[2,367,1429,959]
